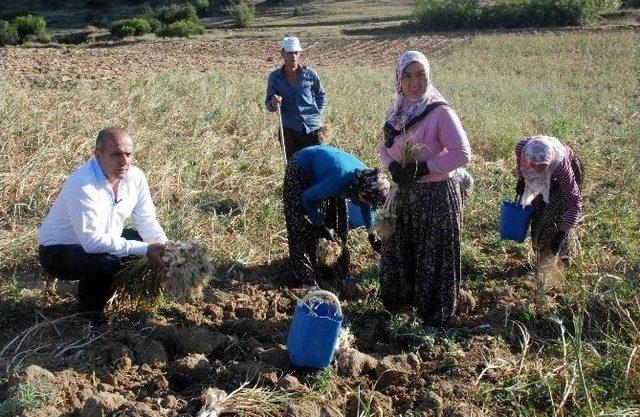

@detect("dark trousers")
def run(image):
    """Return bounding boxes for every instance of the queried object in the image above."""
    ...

[39,229,142,312]
[283,159,350,285]
[280,127,323,159]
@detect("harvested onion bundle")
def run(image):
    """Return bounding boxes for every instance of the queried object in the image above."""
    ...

[110,241,212,310]
[316,238,343,266]
[375,183,397,240]
[161,241,212,302]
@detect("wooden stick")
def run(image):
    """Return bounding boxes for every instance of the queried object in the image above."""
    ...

[276,103,287,166]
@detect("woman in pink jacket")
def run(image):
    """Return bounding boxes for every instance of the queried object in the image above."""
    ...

[379,51,471,326]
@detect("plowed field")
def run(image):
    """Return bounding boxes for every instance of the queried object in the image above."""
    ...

[0,35,471,86]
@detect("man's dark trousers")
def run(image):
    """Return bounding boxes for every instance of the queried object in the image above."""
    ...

[39,229,142,312]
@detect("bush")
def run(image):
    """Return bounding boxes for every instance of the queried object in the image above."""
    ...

[111,18,153,37]
[56,31,92,45]
[146,17,162,32]
[32,31,53,43]
[112,24,136,37]
[231,2,255,27]
[193,0,210,16]
[211,0,241,11]
[413,0,479,30]
[413,0,621,30]
[622,0,640,6]
[157,19,205,37]
[12,14,47,38]
[156,4,199,24]
[0,20,19,46]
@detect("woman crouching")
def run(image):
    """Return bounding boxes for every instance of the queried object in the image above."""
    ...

[515,135,583,263]
[283,144,389,287]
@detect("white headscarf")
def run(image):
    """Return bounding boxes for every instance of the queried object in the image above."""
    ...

[520,135,567,206]
[385,51,447,131]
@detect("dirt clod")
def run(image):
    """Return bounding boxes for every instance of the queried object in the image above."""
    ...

[276,374,309,393]
[132,339,167,366]
[284,400,321,417]
[416,390,444,412]
[80,392,127,417]
[176,327,228,356]
[335,347,379,378]
[168,354,212,389]
[255,345,291,371]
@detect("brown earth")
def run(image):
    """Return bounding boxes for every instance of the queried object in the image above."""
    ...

[0,263,558,416]
[0,35,471,87]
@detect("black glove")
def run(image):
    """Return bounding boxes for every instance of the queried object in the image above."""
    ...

[550,230,566,255]
[368,232,382,254]
[315,224,334,241]
[388,161,410,184]
[383,122,398,148]
[515,177,525,201]
[404,161,429,180]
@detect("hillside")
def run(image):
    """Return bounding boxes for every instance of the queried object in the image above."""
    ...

[0,0,414,36]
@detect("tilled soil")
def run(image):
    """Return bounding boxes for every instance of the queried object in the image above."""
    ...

[0,35,471,87]
[0,265,553,417]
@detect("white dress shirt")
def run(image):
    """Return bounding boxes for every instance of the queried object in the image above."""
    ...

[38,157,168,257]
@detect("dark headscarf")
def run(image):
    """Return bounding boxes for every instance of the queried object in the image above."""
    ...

[345,168,390,207]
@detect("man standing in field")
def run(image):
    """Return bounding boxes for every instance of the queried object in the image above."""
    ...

[265,36,327,159]
[38,127,167,314]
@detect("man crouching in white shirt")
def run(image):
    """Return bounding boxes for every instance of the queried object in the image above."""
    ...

[38,127,167,315]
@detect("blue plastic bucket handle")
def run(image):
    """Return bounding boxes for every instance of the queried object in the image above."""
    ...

[499,200,534,243]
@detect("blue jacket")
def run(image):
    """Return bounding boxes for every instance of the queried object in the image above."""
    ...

[294,145,375,228]
[265,66,326,133]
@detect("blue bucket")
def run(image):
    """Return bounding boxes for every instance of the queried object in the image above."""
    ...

[348,200,375,230]
[287,290,343,369]
[499,200,534,243]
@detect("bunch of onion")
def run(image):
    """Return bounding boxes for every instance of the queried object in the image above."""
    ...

[109,241,212,310]
[162,241,212,302]
[316,238,343,267]
[376,140,423,241]
[375,183,397,241]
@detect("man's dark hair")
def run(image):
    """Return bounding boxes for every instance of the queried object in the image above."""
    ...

[95,127,129,151]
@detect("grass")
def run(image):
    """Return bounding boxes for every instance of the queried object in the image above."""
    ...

[307,367,337,395]
[0,380,53,417]
[0,29,638,414]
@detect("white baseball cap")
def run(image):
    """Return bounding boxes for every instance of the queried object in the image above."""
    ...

[282,36,302,53]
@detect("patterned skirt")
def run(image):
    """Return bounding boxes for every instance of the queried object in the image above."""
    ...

[530,155,584,259]
[379,178,463,326]
[282,155,349,285]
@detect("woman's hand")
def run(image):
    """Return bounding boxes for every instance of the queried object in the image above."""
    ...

[368,231,382,253]
[389,161,429,184]
[315,224,334,241]
[383,123,397,148]
[551,230,567,255]
[515,177,525,202]
[388,162,407,183]
[405,161,429,179]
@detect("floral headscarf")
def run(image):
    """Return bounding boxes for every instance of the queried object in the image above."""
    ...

[346,168,390,207]
[385,51,447,131]
[520,135,567,205]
